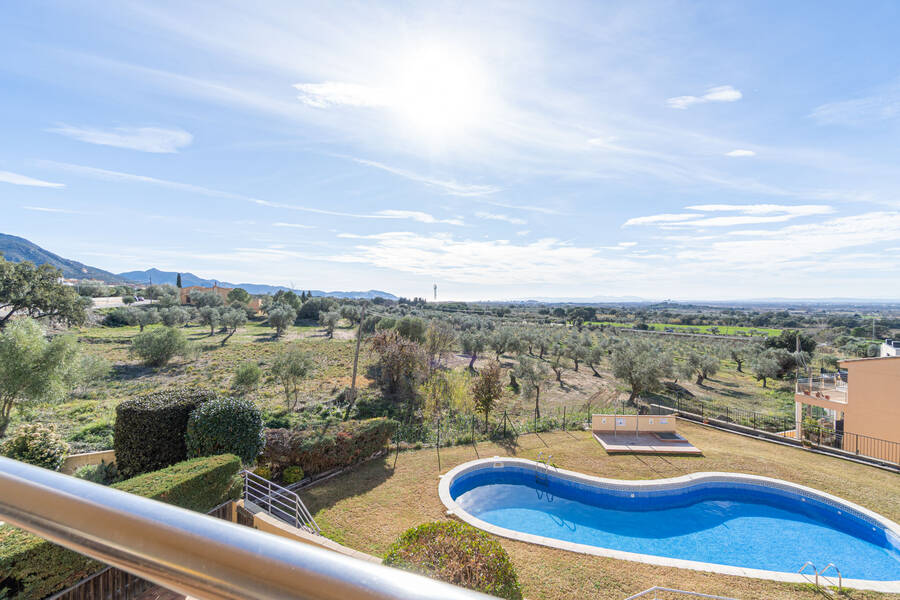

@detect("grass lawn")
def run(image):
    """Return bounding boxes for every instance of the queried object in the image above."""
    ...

[303,422,900,600]
[589,322,783,337]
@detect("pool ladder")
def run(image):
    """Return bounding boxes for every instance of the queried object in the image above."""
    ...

[535,452,553,485]
[797,561,842,593]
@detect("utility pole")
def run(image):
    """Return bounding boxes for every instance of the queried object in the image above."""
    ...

[346,303,367,419]
[433,283,437,301]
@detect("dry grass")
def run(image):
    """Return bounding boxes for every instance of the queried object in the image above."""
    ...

[303,422,900,600]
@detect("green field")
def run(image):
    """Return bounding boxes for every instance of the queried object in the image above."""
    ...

[588,321,782,337]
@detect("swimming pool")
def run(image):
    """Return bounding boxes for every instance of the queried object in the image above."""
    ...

[439,458,900,592]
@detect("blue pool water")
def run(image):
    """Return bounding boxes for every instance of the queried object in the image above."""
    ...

[450,466,900,581]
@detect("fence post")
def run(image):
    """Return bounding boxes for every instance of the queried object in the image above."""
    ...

[563,406,566,431]
[503,410,507,437]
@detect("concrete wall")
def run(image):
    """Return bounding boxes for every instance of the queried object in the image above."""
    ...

[61,450,116,475]
[592,414,676,433]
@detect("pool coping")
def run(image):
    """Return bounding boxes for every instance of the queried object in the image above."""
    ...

[438,457,900,593]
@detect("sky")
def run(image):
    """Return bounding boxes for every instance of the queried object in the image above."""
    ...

[2,1,899,301]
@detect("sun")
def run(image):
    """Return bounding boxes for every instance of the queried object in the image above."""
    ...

[389,45,489,140]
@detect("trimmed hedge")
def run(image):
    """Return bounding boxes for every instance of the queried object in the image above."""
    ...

[114,388,217,477]
[185,397,265,464]
[261,418,398,477]
[0,454,241,600]
[383,521,522,600]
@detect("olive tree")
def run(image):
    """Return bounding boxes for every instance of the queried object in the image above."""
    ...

[198,306,220,336]
[471,361,504,429]
[424,320,456,370]
[0,256,87,329]
[610,338,672,406]
[134,308,160,332]
[460,331,486,371]
[319,310,340,338]
[271,344,314,410]
[513,356,551,419]
[130,326,190,367]
[227,287,251,305]
[267,305,297,338]
[0,318,79,436]
[220,308,247,345]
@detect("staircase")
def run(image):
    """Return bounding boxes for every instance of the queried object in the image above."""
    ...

[241,470,320,534]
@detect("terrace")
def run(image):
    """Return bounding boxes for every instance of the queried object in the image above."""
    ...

[795,374,848,405]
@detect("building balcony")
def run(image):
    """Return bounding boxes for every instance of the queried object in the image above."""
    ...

[796,375,848,404]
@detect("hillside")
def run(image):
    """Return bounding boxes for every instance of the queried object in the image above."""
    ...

[116,268,398,300]
[0,233,129,283]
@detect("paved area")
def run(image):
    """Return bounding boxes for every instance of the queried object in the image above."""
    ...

[593,431,702,454]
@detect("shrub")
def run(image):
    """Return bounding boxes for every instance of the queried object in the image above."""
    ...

[383,521,522,600]
[74,460,120,485]
[0,423,69,470]
[102,306,136,327]
[232,362,261,395]
[130,326,190,367]
[0,454,241,599]
[261,417,398,477]
[185,397,265,464]
[68,420,114,449]
[282,465,304,484]
[114,388,217,477]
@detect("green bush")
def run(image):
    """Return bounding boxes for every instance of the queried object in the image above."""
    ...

[185,397,265,464]
[261,417,397,477]
[383,521,522,600]
[232,362,261,395]
[73,460,120,485]
[114,388,217,477]
[0,423,69,471]
[0,454,241,599]
[102,306,135,327]
[129,326,189,367]
[282,465,304,484]
[68,420,114,449]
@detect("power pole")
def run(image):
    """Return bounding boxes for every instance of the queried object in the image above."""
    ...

[346,303,367,419]
[433,283,437,301]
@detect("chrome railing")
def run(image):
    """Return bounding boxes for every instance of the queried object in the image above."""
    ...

[0,456,489,600]
[241,469,320,533]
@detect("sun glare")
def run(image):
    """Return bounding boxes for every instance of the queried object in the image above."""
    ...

[390,45,489,140]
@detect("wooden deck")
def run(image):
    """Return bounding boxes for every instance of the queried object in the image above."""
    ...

[592,431,702,454]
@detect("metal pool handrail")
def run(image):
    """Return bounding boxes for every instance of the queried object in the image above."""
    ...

[819,563,842,590]
[0,456,490,600]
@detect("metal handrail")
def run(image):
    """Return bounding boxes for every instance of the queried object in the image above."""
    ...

[242,469,320,533]
[819,563,842,590]
[0,456,489,600]
[797,561,818,587]
[623,587,736,599]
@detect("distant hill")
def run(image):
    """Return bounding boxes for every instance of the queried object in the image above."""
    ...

[0,233,129,284]
[116,268,398,300]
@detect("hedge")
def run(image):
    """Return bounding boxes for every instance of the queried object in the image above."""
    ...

[185,397,265,464]
[0,454,241,599]
[114,388,217,477]
[383,521,522,600]
[261,418,398,477]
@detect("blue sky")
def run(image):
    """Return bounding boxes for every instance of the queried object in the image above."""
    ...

[2,1,899,300]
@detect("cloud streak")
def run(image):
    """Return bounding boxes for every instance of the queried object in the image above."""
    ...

[352,158,500,197]
[0,171,64,188]
[666,85,743,109]
[48,125,193,153]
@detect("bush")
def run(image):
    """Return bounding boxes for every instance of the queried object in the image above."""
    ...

[282,465,304,484]
[68,420,114,449]
[102,306,136,327]
[74,460,120,485]
[185,397,265,464]
[383,521,522,600]
[0,423,69,470]
[114,388,217,477]
[0,454,241,599]
[130,326,190,367]
[261,417,397,477]
[232,362,261,395]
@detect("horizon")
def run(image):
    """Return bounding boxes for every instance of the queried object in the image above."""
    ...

[3,2,900,301]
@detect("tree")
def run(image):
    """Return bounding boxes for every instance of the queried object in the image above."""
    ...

[0,319,79,436]
[460,331,486,371]
[134,308,160,332]
[684,349,719,385]
[267,305,296,337]
[471,361,504,429]
[297,296,332,320]
[160,306,190,327]
[227,287,251,305]
[272,290,303,312]
[488,327,516,361]
[0,256,88,329]
[610,338,671,406]
[190,290,224,308]
[565,332,589,372]
[220,308,247,345]
[396,316,427,343]
[319,310,340,338]
[198,306,220,336]
[130,326,190,367]
[766,330,816,354]
[176,273,182,288]
[271,344,314,410]
[424,320,456,370]
[232,362,262,396]
[728,343,753,373]
[514,357,551,419]
[370,329,427,397]
[340,305,361,324]
[751,349,782,388]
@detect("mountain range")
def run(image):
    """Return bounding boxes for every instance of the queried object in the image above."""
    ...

[1,233,397,300]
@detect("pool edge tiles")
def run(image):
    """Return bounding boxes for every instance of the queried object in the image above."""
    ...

[437,457,900,593]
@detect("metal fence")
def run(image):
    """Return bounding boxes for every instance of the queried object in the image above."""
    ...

[242,469,320,533]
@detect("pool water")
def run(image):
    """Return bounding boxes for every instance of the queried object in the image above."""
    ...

[450,467,900,581]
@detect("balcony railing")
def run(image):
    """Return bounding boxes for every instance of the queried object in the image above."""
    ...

[796,375,848,404]
[0,456,488,600]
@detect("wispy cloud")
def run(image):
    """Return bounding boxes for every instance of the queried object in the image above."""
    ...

[294,82,388,108]
[625,204,833,228]
[684,204,833,216]
[47,125,193,153]
[273,222,315,229]
[623,213,700,227]
[810,85,900,125]
[23,206,79,214]
[352,158,499,197]
[40,161,463,225]
[725,149,755,157]
[666,85,743,109]
[475,211,527,225]
[0,171,64,188]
